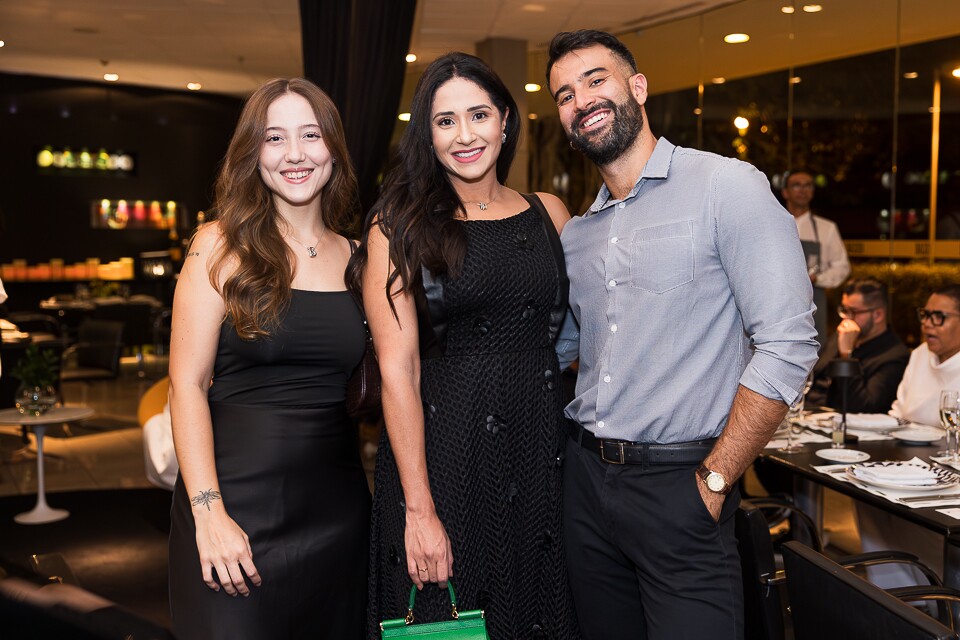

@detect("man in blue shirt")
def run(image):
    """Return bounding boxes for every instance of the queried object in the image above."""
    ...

[547,30,818,639]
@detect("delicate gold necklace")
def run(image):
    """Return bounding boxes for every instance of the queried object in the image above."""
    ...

[465,185,502,211]
[287,225,326,258]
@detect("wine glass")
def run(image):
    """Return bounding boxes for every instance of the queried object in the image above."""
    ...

[938,390,960,461]
[779,372,815,453]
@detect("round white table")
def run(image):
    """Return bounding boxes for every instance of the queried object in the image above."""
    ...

[0,406,94,524]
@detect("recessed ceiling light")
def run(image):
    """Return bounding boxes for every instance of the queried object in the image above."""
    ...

[903,71,919,79]
[724,33,750,44]
[734,116,750,130]
[790,76,802,84]
[802,4,822,12]
[952,67,960,79]
[103,73,119,82]
[0,40,5,47]
[398,112,411,122]
[187,82,202,91]
[524,83,541,93]
[711,77,726,84]
[405,53,417,63]
[528,113,538,120]
[781,5,795,13]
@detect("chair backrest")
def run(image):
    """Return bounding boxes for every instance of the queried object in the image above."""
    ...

[76,319,124,374]
[736,500,787,640]
[92,302,156,347]
[782,541,959,640]
[6,312,62,337]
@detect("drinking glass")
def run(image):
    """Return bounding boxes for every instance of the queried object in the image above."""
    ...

[939,390,960,461]
[779,373,815,453]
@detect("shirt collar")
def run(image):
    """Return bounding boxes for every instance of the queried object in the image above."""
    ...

[586,137,675,215]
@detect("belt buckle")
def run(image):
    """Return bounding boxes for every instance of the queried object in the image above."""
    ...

[599,439,625,464]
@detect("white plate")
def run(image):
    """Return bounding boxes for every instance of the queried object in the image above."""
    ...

[893,427,944,445]
[846,462,960,491]
[815,448,870,463]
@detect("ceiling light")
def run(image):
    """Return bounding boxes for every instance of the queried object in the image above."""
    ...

[0,40,5,47]
[524,83,541,93]
[405,53,417,63]
[528,113,538,120]
[790,76,802,84]
[398,112,411,122]
[952,67,960,79]
[734,116,750,130]
[781,5,795,13]
[903,71,919,79]
[723,33,750,44]
[187,82,202,91]
[103,73,119,82]
[802,4,822,12]
[521,3,547,11]
[711,77,726,84]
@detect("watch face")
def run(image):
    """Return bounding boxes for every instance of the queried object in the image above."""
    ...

[706,473,726,493]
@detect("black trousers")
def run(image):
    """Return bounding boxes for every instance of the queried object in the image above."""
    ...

[563,436,744,640]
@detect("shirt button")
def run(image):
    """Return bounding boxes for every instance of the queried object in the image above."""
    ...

[608,279,617,287]
[610,324,618,333]
[618,202,625,209]
[610,237,619,244]
[597,421,606,428]
[603,375,611,383]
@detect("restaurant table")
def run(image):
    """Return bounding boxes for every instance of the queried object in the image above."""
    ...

[0,406,94,524]
[759,437,960,593]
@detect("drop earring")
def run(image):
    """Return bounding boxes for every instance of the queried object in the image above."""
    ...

[501,132,507,143]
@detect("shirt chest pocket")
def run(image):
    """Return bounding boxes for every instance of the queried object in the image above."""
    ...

[628,221,695,293]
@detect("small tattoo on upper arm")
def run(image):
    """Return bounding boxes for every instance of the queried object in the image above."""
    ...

[191,489,221,510]
[186,251,200,258]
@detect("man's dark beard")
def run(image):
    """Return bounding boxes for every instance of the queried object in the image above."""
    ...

[568,97,643,167]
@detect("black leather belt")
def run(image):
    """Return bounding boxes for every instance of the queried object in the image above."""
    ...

[567,420,717,465]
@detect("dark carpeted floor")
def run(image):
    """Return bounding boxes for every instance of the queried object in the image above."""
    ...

[0,488,172,629]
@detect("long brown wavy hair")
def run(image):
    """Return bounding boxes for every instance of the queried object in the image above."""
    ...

[208,78,358,339]
[345,53,520,318]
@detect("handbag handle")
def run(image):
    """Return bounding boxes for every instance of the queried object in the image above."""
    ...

[404,582,459,625]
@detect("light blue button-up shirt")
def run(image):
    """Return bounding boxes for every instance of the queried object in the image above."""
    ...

[559,138,818,443]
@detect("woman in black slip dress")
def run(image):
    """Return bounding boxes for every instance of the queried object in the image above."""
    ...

[348,53,581,639]
[167,78,369,640]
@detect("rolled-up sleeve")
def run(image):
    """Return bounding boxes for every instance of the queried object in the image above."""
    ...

[715,162,819,406]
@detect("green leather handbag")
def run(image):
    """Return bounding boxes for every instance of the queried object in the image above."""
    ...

[380,582,488,639]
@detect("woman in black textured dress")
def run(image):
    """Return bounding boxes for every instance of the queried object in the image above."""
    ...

[347,53,580,638]
[167,78,369,639]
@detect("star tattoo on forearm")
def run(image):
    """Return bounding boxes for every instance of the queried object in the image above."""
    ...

[191,489,222,511]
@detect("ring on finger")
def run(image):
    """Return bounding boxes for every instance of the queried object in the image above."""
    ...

[418,566,428,573]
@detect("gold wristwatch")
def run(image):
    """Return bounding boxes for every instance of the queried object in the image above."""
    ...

[696,464,732,495]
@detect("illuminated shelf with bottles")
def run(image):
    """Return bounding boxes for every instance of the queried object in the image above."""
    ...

[91,199,184,230]
[1,258,135,282]
[36,146,136,177]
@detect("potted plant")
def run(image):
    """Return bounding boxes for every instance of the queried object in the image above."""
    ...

[11,344,60,416]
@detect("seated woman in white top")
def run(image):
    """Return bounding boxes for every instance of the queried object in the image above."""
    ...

[859,283,960,588]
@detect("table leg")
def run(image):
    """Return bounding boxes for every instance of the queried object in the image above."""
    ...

[14,425,69,524]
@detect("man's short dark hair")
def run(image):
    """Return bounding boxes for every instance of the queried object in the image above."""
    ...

[546,30,638,88]
[932,282,960,311]
[784,169,814,186]
[843,277,889,310]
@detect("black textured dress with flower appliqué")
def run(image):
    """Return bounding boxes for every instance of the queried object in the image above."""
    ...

[366,195,580,639]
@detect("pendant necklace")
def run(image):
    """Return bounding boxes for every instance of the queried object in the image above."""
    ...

[287,225,326,258]
[466,185,502,211]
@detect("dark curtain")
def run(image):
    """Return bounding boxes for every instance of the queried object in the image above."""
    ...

[299,0,418,218]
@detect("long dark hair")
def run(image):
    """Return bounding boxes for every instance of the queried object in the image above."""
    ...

[345,52,520,317]
[209,78,358,339]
